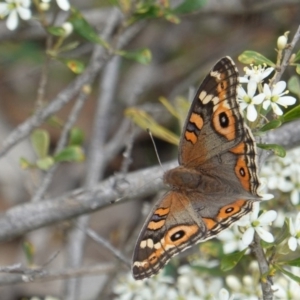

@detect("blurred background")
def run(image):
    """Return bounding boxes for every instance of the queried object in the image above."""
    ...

[0,0,299,299]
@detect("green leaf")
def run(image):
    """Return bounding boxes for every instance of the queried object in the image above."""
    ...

[288,76,300,97]
[238,51,275,67]
[22,241,35,266]
[159,96,181,120]
[281,257,300,267]
[19,157,33,169]
[276,265,300,283]
[60,58,85,74]
[257,143,286,157]
[69,127,85,146]
[47,26,66,37]
[31,129,50,159]
[116,48,152,65]
[281,105,300,123]
[125,107,179,145]
[69,7,109,49]
[294,50,300,63]
[173,0,207,14]
[259,119,282,132]
[296,64,300,75]
[220,249,247,272]
[36,156,55,170]
[54,146,85,163]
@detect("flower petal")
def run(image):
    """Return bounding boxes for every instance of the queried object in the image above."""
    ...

[258,210,277,224]
[276,96,297,106]
[261,67,274,79]
[247,81,257,98]
[271,102,283,115]
[6,10,18,30]
[273,81,286,95]
[56,0,70,10]
[17,7,31,20]
[251,202,260,221]
[256,227,274,243]
[252,93,265,105]
[291,189,299,205]
[263,83,271,98]
[262,99,270,110]
[247,104,258,122]
[0,3,9,16]
[288,237,297,251]
[242,227,255,246]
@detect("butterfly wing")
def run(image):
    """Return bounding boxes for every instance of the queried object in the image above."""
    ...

[178,57,260,198]
[132,191,207,280]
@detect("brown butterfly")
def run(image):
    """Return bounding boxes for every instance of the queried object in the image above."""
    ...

[132,57,261,280]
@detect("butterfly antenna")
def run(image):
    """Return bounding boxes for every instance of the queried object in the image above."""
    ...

[147,128,163,169]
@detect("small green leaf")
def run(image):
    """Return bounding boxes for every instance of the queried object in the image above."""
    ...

[125,108,179,145]
[276,265,300,283]
[19,157,33,169]
[288,76,300,97]
[260,119,282,132]
[59,41,80,53]
[221,249,247,271]
[116,48,152,65]
[159,96,181,119]
[257,143,286,157]
[31,129,50,159]
[36,156,55,170]
[69,7,109,49]
[23,241,35,266]
[281,257,300,267]
[47,26,66,37]
[281,105,300,123]
[294,50,300,63]
[238,51,275,67]
[296,64,300,75]
[54,146,85,163]
[173,0,207,14]
[69,127,85,146]
[60,58,85,74]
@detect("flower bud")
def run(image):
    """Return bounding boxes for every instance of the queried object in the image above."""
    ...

[277,35,287,50]
[62,22,73,37]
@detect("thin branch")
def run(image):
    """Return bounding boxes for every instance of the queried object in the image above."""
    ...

[273,25,300,84]
[251,233,273,300]
[85,227,130,268]
[0,263,116,285]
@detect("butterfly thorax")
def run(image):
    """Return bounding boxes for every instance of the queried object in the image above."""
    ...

[163,166,201,190]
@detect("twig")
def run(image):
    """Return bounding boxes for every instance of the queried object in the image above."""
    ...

[31,88,90,202]
[85,227,130,267]
[272,25,300,84]
[251,233,273,300]
[0,263,116,285]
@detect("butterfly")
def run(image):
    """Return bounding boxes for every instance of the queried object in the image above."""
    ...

[132,57,261,280]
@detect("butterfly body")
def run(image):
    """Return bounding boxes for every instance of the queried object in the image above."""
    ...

[132,57,261,280]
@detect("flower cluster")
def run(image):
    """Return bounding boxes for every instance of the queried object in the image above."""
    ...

[0,0,70,30]
[238,64,296,122]
[262,147,300,206]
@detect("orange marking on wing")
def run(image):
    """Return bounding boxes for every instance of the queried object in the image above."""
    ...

[230,142,245,154]
[213,105,236,141]
[217,199,246,220]
[148,220,165,230]
[216,78,228,102]
[164,225,199,247]
[202,218,217,230]
[190,113,204,130]
[154,207,170,216]
[185,131,197,144]
[235,156,251,191]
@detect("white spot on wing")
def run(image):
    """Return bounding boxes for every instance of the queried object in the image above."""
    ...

[202,93,213,104]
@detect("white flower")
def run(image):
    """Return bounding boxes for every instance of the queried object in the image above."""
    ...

[0,0,31,30]
[238,81,265,122]
[218,288,233,300]
[41,0,70,11]
[262,81,296,115]
[218,226,247,254]
[242,203,277,246]
[240,64,274,84]
[288,212,300,251]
